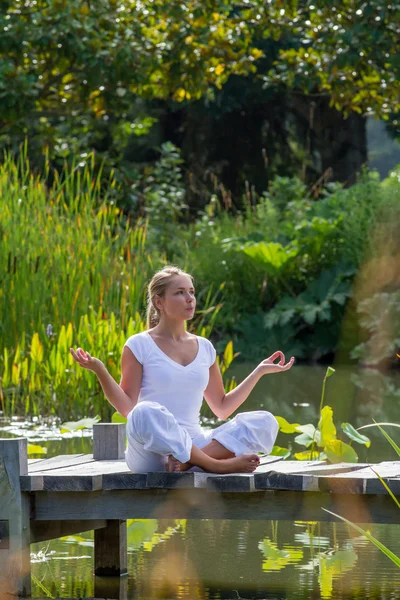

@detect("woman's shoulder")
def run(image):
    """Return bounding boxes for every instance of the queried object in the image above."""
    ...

[196,335,217,365]
[123,331,150,364]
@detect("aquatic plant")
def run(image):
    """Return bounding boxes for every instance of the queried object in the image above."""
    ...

[274,366,371,462]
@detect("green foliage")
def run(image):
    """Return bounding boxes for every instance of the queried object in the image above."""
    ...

[0,0,262,166]
[261,2,400,117]
[130,142,188,256]
[0,149,224,418]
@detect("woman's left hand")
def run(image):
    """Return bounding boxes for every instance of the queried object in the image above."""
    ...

[258,351,295,375]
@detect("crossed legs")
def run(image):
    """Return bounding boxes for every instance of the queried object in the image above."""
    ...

[167,439,260,473]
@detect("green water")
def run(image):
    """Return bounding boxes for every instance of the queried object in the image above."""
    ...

[1,364,400,599]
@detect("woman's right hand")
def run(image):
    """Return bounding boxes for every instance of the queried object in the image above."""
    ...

[69,347,105,375]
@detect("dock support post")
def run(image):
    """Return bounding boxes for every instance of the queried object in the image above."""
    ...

[93,423,128,578]
[0,438,31,597]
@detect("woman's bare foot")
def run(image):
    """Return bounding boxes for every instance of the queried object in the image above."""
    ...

[210,454,260,474]
[166,455,192,472]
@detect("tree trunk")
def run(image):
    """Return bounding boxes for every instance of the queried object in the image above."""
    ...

[292,95,368,184]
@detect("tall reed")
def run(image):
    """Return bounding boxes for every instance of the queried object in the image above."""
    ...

[0,147,228,418]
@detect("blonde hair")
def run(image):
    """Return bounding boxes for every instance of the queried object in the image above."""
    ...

[146,265,194,329]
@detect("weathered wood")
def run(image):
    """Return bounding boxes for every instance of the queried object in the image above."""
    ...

[318,463,400,495]
[102,472,148,490]
[254,462,369,491]
[28,453,94,473]
[0,438,31,597]
[31,519,107,543]
[93,424,126,460]
[94,520,127,576]
[31,487,400,524]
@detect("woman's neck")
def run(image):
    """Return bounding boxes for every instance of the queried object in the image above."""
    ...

[151,318,187,340]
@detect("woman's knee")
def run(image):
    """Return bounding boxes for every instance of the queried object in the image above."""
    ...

[263,411,279,436]
[128,401,162,432]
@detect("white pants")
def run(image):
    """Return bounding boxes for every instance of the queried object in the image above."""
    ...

[125,401,279,473]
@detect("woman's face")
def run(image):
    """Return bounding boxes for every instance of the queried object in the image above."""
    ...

[156,275,196,321]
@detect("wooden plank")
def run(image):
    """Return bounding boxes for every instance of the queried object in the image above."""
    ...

[31,520,107,543]
[27,460,130,477]
[94,520,127,576]
[0,438,31,597]
[93,424,126,460]
[254,462,368,491]
[31,488,400,524]
[43,474,103,492]
[206,474,256,493]
[102,473,148,490]
[28,454,94,473]
[318,462,400,494]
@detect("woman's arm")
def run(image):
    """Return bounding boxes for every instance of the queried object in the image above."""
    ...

[204,351,294,420]
[69,346,142,418]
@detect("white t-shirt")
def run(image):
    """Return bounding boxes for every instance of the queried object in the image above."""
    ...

[123,331,217,439]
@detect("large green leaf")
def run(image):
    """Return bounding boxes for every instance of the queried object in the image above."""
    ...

[324,439,358,464]
[269,446,291,459]
[60,415,101,433]
[341,423,371,447]
[242,242,298,274]
[275,416,301,434]
[318,406,337,447]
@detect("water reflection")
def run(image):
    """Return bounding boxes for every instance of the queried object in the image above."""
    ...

[30,518,400,599]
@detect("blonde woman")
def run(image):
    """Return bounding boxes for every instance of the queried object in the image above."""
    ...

[70,266,294,474]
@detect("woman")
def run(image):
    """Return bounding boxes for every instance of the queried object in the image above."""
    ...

[70,265,294,474]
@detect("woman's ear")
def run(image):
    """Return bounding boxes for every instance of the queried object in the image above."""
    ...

[153,295,162,311]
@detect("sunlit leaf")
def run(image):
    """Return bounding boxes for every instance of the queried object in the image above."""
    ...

[27,444,48,456]
[319,406,337,447]
[341,423,371,447]
[60,415,101,433]
[276,416,301,434]
[324,439,358,464]
[269,445,291,458]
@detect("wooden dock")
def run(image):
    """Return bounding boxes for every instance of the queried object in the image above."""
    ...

[1,423,400,597]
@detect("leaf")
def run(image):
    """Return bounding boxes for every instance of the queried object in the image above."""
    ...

[27,444,48,456]
[319,406,337,446]
[294,450,321,460]
[322,509,400,568]
[242,242,298,274]
[275,416,301,434]
[60,415,101,433]
[341,423,371,447]
[30,332,44,363]
[324,439,358,464]
[368,466,400,509]
[112,412,127,424]
[372,421,400,458]
[269,445,291,458]
[294,433,315,448]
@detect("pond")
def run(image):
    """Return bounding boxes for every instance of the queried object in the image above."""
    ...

[1,364,400,599]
